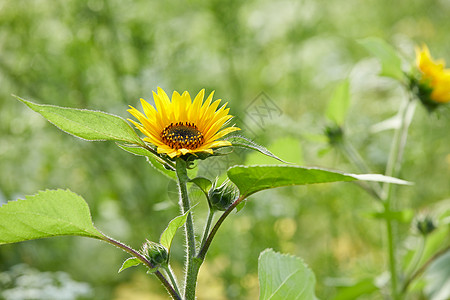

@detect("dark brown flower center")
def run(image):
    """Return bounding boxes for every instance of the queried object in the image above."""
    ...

[161,122,204,150]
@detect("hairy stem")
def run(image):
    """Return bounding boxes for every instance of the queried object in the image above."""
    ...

[200,209,215,250]
[198,195,245,260]
[175,158,197,299]
[101,236,181,300]
[164,265,182,297]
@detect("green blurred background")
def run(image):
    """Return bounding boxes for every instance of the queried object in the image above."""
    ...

[1,0,449,299]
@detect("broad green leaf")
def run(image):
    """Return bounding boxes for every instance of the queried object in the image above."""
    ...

[333,278,378,300]
[326,79,350,126]
[227,165,411,197]
[358,37,404,80]
[424,251,450,300]
[160,210,191,250]
[229,135,288,163]
[189,177,212,195]
[16,96,144,145]
[259,248,317,300]
[118,257,142,273]
[0,189,103,244]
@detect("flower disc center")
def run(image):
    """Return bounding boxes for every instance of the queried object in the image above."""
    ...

[161,122,204,150]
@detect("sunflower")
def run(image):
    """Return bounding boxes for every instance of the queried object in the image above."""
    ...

[127,88,240,158]
[415,45,450,104]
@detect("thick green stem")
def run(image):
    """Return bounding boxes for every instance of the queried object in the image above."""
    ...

[175,158,197,300]
[184,196,247,300]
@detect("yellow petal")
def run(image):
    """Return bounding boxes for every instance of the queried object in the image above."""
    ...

[209,126,240,142]
[189,89,205,121]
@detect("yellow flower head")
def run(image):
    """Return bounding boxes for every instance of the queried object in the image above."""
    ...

[128,88,240,158]
[415,45,450,103]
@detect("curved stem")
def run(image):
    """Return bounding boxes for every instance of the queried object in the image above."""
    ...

[164,265,182,297]
[175,158,197,299]
[101,235,181,300]
[198,195,245,260]
[401,244,450,293]
[404,236,426,281]
[200,209,215,250]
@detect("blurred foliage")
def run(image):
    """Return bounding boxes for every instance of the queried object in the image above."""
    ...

[0,0,449,299]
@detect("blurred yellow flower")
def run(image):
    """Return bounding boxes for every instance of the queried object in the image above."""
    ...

[415,45,450,103]
[128,88,240,158]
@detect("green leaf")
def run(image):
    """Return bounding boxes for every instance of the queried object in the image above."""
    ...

[116,143,155,157]
[0,189,103,244]
[227,165,411,197]
[160,210,191,251]
[16,96,144,145]
[358,37,404,80]
[333,278,378,300]
[229,135,288,163]
[118,257,142,273]
[365,209,414,223]
[424,251,450,300]
[326,79,350,126]
[259,248,317,300]
[189,177,213,195]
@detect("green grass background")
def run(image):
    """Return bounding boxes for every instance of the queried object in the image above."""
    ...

[1,1,449,299]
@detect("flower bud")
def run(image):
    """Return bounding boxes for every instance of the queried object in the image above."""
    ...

[208,180,238,211]
[325,125,344,146]
[415,215,437,236]
[141,240,169,268]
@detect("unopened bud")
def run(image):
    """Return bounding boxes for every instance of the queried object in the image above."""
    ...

[208,180,238,211]
[415,215,437,236]
[141,240,169,267]
[325,125,344,146]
